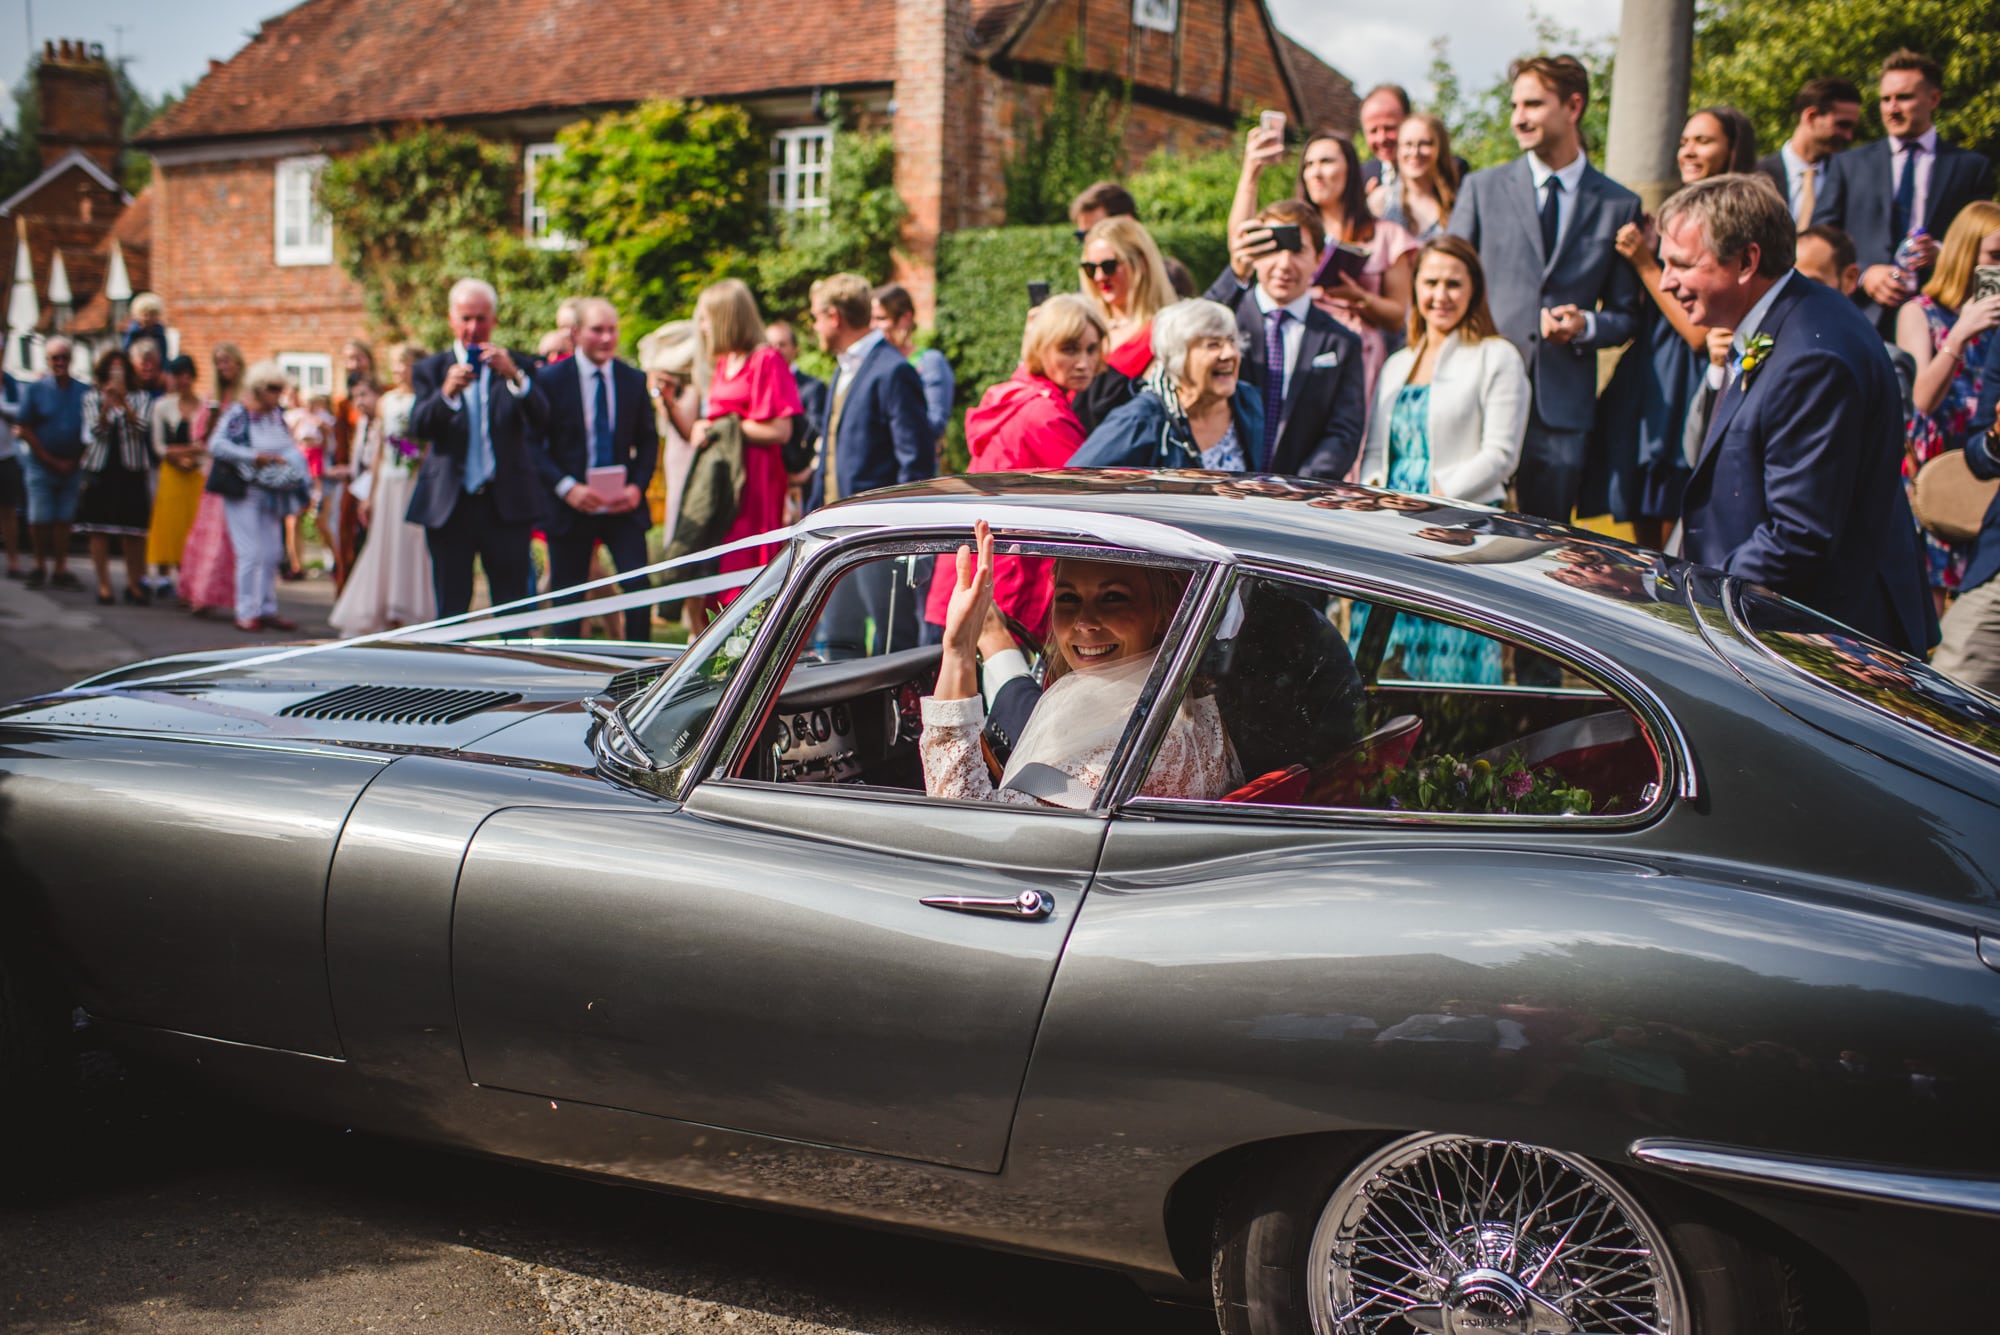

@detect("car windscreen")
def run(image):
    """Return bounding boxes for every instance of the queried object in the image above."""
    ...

[1733,584,2000,764]
[631,549,793,775]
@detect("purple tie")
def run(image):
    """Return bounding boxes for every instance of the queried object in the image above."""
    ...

[1263,307,1288,466]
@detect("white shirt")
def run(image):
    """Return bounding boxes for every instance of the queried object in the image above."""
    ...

[1251,286,1313,405]
[832,330,886,405]
[1706,270,1795,390]
[1889,126,1940,233]
[1526,149,1589,252]
[555,353,618,498]
[1525,149,1598,341]
[1780,142,1818,219]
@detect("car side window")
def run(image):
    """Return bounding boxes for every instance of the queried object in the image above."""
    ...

[1141,574,1662,818]
[734,541,1214,808]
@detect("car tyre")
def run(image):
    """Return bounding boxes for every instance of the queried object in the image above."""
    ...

[0,946,79,1190]
[1212,1132,1804,1335]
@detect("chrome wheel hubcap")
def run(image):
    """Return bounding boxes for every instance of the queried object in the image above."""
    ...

[1308,1134,1686,1335]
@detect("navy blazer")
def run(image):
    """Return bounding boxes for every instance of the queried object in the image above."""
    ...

[1203,270,1367,479]
[807,337,934,510]
[1811,136,1996,325]
[529,356,660,538]
[1447,156,1643,432]
[407,349,551,529]
[1680,274,1934,653]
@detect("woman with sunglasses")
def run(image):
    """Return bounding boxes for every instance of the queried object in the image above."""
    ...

[1073,216,1176,433]
[209,362,313,632]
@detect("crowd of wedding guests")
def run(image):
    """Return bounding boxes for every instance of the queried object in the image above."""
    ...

[4,42,1997,694]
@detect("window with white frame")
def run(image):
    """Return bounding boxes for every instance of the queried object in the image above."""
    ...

[1133,0,1178,33]
[274,155,333,265]
[769,126,833,213]
[279,352,334,400]
[524,142,574,249]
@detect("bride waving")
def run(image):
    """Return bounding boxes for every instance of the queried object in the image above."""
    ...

[919,521,1239,807]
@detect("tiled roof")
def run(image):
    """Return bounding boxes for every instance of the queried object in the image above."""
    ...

[74,186,154,334]
[139,0,899,147]
[1278,34,1358,137]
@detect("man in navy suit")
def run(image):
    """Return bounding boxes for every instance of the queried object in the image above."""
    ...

[1204,198,1367,479]
[806,272,934,657]
[530,297,659,642]
[1448,55,1642,526]
[408,278,551,618]
[1811,49,1995,332]
[1664,175,1933,654]
[1754,77,1863,229]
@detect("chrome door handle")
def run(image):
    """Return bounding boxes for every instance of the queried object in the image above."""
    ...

[920,890,1054,921]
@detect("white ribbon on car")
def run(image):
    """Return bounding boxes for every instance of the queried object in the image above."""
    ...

[116,524,798,689]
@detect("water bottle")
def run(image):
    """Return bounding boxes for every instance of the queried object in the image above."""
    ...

[1894,228,1930,295]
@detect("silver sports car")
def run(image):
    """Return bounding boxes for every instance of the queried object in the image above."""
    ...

[5,473,1999,1335]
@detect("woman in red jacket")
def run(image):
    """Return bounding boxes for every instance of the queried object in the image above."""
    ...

[924,294,1106,642]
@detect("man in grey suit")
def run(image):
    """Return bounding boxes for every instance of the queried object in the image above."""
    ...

[1448,54,1642,525]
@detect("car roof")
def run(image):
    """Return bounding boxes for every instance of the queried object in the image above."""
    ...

[823,471,1710,662]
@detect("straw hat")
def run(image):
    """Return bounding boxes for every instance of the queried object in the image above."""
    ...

[637,319,699,377]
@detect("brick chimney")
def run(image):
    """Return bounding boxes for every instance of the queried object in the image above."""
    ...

[38,39,123,177]
[891,0,972,322]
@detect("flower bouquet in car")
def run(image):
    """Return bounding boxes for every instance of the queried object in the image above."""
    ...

[1365,751,1592,816]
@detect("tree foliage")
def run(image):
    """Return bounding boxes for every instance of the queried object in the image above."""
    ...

[1692,0,2000,165]
[1003,42,1131,225]
[1127,128,1291,230]
[755,110,906,325]
[317,125,577,349]
[536,99,769,328]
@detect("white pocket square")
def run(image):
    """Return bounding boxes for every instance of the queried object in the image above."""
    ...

[1310,350,1340,368]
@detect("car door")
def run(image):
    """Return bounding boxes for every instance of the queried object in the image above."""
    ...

[449,542,1127,1173]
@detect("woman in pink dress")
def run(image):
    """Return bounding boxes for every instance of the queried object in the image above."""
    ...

[177,342,245,615]
[668,280,801,602]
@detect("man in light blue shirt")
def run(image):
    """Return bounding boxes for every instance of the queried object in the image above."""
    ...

[14,337,89,590]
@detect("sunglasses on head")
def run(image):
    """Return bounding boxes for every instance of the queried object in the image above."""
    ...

[1079,258,1122,281]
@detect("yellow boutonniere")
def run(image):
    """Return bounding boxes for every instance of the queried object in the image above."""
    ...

[1738,332,1775,388]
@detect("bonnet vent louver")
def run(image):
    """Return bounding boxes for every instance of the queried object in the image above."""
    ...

[280,685,522,725]
[605,664,667,704]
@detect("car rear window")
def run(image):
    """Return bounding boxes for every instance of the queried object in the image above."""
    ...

[1734,586,2000,763]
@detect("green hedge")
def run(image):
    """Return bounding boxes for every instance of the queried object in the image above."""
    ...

[935,222,1232,431]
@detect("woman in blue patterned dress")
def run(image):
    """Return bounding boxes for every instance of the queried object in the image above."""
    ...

[1895,200,2000,615]
[1357,236,1529,684]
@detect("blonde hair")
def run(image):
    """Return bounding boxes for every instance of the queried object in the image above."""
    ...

[131,291,166,322]
[211,341,246,394]
[1923,200,2000,308]
[1078,216,1173,328]
[811,273,874,329]
[1021,293,1108,366]
[696,279,766,359]
[1398,112,1459,218]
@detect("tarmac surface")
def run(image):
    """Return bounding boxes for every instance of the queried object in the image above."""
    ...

[0,563,1219,1335]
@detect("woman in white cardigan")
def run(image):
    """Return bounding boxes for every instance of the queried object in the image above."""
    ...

[1358,235,1528,507]
[1355,237,1528,683]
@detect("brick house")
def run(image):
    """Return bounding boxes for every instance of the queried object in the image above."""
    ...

[135,0,1353,387]
[2,42,152,377]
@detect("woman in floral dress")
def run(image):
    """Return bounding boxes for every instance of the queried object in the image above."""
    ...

[1896,201,2000,613]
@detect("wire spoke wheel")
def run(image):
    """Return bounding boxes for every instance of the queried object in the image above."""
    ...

[1307,1134,1688,1335]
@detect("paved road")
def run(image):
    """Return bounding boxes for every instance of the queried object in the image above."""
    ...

[0,570,1220,1335]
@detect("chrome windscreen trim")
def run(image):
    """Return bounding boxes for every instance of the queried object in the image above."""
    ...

[1630,1138,2000,1219]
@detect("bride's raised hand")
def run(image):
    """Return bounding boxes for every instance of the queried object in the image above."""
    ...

[935,520,995,700]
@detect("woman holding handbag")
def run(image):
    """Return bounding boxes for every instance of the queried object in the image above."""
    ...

[209,362,313,633]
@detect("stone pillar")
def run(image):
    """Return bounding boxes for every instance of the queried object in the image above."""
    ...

[892,0,969,322]
[1604,0,1694,213]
